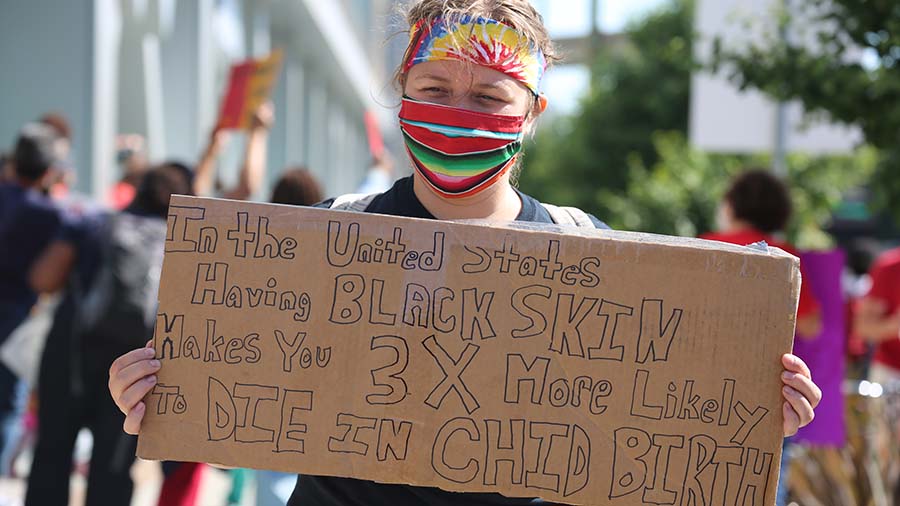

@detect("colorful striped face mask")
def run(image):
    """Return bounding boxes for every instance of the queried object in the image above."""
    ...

[399,96,525,198]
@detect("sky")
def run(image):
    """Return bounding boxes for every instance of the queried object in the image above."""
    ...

[533,0,667,115]
[533,0,668,36]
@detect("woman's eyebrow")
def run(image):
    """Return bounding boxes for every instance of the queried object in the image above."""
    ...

[472,82,514,95]
[473,82,505,90]
[415,73,452,82]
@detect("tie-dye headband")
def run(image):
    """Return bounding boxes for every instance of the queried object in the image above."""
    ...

[401,16,547,96]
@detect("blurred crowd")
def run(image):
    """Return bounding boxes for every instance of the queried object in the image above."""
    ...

[0,107,898,506]
[0,106,393,506]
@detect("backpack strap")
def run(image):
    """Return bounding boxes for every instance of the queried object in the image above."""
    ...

[540,203,596,228]
[329,192,379,212]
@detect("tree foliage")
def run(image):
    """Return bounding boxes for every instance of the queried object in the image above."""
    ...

[519,0,694,216]
[603,132,877,248]
[519,0,890,243]
[712,0,900,219]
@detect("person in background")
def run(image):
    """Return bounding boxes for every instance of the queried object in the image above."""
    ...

[700,168,821,506]
[37,113,78,200]
[110,2,823,505]
[843,239,880,372]
[25,162,194,506]
[854,244,900,502]
[194,102,273,200]
[0,113,84,477]
[855,246,900,383]
[0,153,11,182]
[702,169,822,338]
[253,167,324,506]
[270,166,324,206]
[0,123,65,468]
[38,113,71,152]
[109,134,150,210]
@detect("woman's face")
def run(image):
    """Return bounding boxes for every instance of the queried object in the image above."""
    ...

[405,60,537,119]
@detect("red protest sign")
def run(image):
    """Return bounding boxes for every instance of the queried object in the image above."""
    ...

[218,50,283,130]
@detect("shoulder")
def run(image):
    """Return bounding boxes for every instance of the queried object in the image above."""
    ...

[316,177,418,216]
[58,208,111,246]
[698,231,724,241]
[585,212,610,229]
[22,193,64,230]
[518,191,611,229]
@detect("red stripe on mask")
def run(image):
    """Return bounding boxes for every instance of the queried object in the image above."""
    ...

[399,98,525,134]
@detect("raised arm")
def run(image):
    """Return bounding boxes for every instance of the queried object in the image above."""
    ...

[223,102,273,201]
[29,240,77,294]
[854,297,900,342]
[193,125,230,197]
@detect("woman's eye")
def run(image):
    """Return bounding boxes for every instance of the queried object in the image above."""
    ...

[423,87,446,94]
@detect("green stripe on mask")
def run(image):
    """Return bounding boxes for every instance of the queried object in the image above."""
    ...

[403,132,522,177]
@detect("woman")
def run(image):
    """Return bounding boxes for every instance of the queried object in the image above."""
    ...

[110,1,821,505]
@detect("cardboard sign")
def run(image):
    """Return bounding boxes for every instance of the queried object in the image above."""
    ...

[138,196,800,506]
[218,50,283,130]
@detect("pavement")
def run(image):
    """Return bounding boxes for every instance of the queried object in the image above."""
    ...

[0,451,250,506]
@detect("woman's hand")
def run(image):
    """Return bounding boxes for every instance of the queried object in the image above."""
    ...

[108,341,162,435]
[781,353,821,437]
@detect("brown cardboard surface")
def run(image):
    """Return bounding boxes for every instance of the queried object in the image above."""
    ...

[138,195,800,506]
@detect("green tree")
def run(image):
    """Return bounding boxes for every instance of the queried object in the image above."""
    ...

[603,132,878,248]
[712,0,900,219]
[521,0,887,243]
[519,0,695,215]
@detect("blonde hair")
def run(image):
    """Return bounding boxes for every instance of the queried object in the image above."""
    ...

[393,0,560,89]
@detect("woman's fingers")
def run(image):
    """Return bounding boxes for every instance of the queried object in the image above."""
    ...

[109,347,160,412]
[123,402,146,435]
[782,370,822,410]
[782,401,801,437]
[110,347,156,380]
[781,353,811,379]
[783,385,815,429]
[111,344,159,434]
[110,357,161,404]
[117,374,158,415]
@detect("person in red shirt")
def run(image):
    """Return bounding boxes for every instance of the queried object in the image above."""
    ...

[855,247,900,382]
[702,169,821,339]
[701,169,823,506]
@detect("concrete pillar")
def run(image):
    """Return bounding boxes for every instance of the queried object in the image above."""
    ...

[307,77,328,189]
[283,58,307,170]
[159,0,216,163]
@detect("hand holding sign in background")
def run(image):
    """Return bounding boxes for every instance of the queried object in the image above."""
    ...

[138,196,800,506]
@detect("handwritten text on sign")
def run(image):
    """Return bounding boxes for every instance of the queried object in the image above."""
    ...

[138,196,798,506]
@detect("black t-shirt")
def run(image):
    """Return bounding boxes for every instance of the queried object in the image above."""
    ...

[290,176,607,506]
[318,176,608,228]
